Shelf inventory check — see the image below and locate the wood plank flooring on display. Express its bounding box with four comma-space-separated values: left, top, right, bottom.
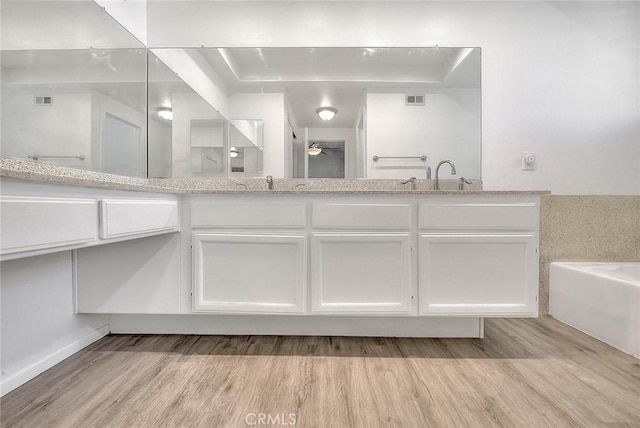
2, 318, 639, 427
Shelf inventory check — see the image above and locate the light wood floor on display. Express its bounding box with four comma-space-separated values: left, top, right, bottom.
2, 318, 639, 428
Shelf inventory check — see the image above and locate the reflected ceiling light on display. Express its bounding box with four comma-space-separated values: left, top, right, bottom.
156, 107, 173, 121
308, 143, 322, 156
230, 147, 239, 158
316, 106, 337, 121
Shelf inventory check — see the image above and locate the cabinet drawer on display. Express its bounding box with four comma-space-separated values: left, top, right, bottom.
1, 196, 98, 254
313, 203, 412, 229
419, 203, 537, 230
100, 199, 179, 239
191, 202, 306, 228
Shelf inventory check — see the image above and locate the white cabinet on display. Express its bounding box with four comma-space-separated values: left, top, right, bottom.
0, 183, 180, 261
191, 201, 306, 228
312, 203, 412, 229
419, 234, 538, 316
192, 233, 307, 314
100, 199, 179, 239
311, 233, 411, 314
418, 198, 539, 317
0, 196, 98, 258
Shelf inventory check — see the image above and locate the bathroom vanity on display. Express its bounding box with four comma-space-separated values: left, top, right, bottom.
188, 193, 539, 318
0, 162, 544, 339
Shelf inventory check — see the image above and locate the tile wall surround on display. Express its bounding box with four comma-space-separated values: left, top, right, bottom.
539, 195, 640, 315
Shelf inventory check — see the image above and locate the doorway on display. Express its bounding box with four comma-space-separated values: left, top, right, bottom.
308, 140, 345, 178
102, 113, 143, 176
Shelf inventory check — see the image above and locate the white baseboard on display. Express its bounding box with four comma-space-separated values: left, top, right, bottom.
108, 315, 483, 338
1, 324, 110, 397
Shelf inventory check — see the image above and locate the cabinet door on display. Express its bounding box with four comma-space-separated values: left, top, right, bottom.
193, 233, 306, 314
419, 234, 538, 317
312, 233, 411, 314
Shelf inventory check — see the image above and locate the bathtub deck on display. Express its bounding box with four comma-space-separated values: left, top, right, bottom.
2, 317, 640, 427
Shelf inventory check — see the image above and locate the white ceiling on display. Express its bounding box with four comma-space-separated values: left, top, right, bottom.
200, 47, 480, 128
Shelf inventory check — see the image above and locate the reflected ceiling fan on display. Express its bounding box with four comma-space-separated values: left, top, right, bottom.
308, 142, 343, 156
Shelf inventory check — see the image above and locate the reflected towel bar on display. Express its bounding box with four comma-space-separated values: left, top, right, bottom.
372, 155, 427, 162
28, 155, 85, 161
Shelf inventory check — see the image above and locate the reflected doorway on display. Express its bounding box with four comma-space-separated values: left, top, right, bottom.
102, 113, 143, 176
308, 140, 345, 178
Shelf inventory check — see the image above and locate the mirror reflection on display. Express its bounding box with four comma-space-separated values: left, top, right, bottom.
1, 48, 148, 176
229, 120, 264, 178
0, 0, 148, 177
149, 47, 481, 180
2, 31, 481, 181
147, 50, 229, 178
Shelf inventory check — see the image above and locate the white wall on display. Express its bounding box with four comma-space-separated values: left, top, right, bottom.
229, 93, 286, 178
366, 90, 481, 179
0, 1, 143, 50
146, 1, 640, 194
95, 0, 148, 46
0, 252, 109, 396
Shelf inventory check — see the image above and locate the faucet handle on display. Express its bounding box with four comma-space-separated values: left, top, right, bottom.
401, 177, 417, 191
458, 177, 473, 190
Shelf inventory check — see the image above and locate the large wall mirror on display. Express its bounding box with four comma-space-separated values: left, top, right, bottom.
0, 1, 148, 177
1, 1, 481, 181
148, 46, 481, 180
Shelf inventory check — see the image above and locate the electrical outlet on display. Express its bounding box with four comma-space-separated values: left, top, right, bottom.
522, 151, 536, 171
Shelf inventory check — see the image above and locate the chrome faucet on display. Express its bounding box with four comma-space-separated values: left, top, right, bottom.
266, 175, 274, 190
402, 177, 417, 191
434, 160, 456, 190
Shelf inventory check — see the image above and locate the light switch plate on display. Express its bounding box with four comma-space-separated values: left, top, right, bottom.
522, 152, 535, 171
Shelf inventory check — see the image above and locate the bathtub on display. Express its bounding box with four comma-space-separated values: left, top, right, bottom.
550, 262, 640, 358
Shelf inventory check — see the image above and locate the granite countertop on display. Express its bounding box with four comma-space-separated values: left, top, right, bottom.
0, 158, 551, 195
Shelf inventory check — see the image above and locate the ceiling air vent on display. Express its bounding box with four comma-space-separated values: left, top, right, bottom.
406, 95, 425, 106
34, 96, 53, 106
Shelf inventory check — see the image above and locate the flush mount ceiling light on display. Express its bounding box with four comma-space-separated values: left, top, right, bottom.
230, 147, 239, 158
308, 143, 322, 156
316, 106, 337, 121
156, 107, 173, 121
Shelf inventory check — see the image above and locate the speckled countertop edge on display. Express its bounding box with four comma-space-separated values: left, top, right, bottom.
1, 158, 551, 195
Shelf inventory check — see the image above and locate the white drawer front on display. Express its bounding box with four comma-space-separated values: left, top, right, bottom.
313, 203, 412, 229
191, 202, 306, 228
1, 196, 98, 254
100, 199, 179, 239
419, 203, 537, 230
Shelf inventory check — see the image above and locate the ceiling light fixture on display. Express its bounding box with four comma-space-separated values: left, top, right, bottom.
230, 147, 239, 158
156, 107, 173, 121
316, 106, 337, 121
308, 143, 322, 156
